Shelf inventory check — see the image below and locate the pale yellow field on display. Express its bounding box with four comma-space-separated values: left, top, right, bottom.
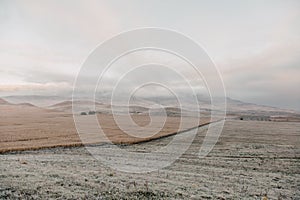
0, 104, 211, 153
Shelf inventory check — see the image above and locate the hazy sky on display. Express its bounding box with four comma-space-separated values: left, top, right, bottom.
0, 0, 299, 110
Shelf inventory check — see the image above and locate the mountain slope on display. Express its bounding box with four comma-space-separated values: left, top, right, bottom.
0, 98, 10, 105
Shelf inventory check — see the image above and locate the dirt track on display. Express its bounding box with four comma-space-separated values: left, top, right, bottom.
1, 120, 299, 199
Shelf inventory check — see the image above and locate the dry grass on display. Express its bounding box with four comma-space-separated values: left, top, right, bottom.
0, 104, 212, 153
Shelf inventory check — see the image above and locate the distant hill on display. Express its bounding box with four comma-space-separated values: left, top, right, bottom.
0, 98, 10, 105
3, 95, 68, 107
2, 95, 298, 119
49, 100, 107, 113
0, 97, 36, 107
225, 97, 295, 113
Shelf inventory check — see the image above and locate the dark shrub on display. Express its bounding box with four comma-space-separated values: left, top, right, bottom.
88, 111, 96, 115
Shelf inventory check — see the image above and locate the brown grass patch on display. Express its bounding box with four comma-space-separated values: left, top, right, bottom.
0, 104, 213, 153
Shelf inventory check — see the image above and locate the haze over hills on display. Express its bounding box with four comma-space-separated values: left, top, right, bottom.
0, 97, 35, 107
2, 95, 69, 107
1, 94, 299, 154
2, 95, 299, 119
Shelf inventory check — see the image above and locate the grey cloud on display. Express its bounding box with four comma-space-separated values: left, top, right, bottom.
0, 0, 299, 110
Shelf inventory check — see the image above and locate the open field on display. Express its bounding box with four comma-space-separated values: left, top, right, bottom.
1, 1, 300, 199
0, 104, 211, 153
0, 120, 299, 199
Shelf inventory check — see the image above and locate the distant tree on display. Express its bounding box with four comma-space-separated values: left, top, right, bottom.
88, 111, 96, 115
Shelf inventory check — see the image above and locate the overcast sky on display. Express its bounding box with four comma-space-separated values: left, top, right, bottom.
0, 0, 299, 110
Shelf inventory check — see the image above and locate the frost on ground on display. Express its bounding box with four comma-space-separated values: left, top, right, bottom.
0, 120, 299, 199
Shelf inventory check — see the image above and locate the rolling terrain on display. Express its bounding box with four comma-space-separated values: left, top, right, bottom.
0, 96, 299, 199
0, 98, 211, 153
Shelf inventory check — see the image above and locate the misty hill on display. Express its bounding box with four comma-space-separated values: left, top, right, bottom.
2, 95, 68, 107
49, 100, 109, 113
0, 98, 35, 107
2, 95, 298, 118
225, 97, 295, 113
49, 100, 196, 117
124, 95, 296, 114
0, 98, 10, 105
49, 100, 151, 114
